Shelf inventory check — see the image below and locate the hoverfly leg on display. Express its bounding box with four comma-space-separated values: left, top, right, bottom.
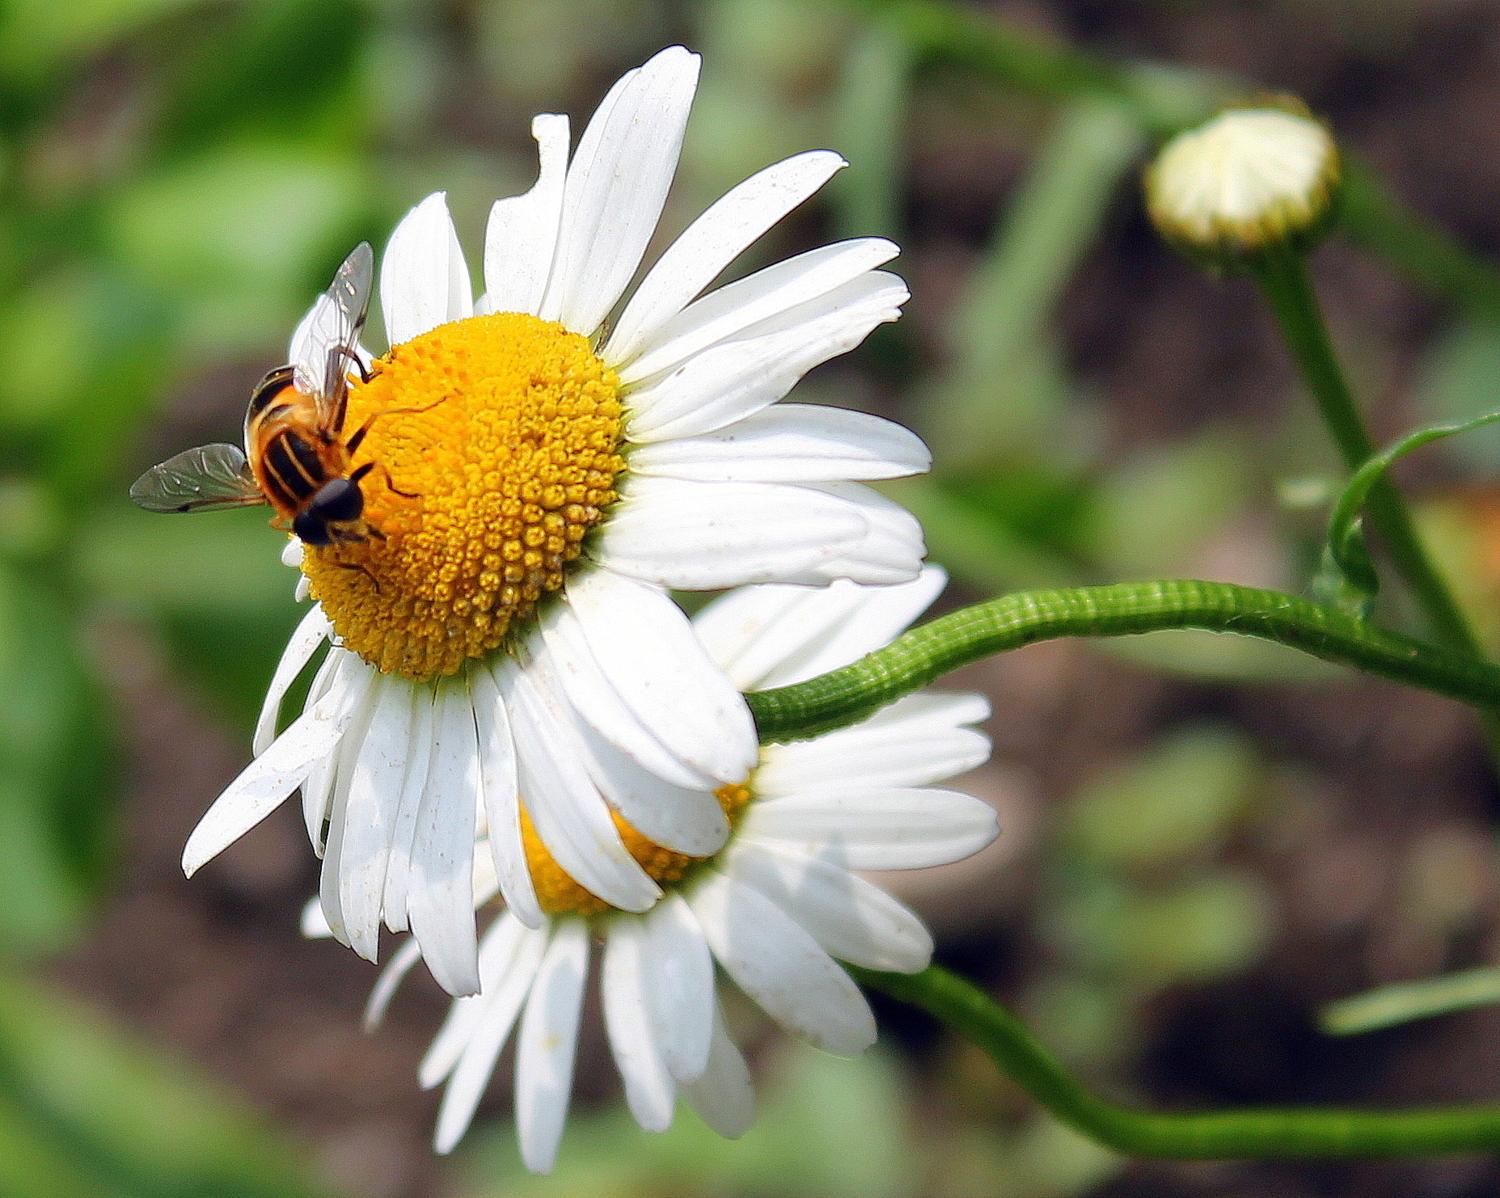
350, 459, 419, 501
344, 396, 448, 456
338, 344, 373, 385
337, 559, 381, 592
382, 467, 420, 500
330, 343, 372, 385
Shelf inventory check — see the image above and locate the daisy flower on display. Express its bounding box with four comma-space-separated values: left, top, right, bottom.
312, 566, 998, 1171
177, 46, 928, 995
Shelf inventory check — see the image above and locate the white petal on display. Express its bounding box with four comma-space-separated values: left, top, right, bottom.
576, 726, 728, 857
602, 917, 676, 1131
471, 856, 497, 904
483, 113, 570, 317
628, 404, 929, 484
688, 869, 874, 1055
432, 922, 549, 1153
514, 920, 589, 1173
509, 658, 661, 912
297, 647, 356, 852
422, 915, 528, 1087
619, 238, 899, 386
791, 481, 925, 586
740, 787, 999, 871
471, 840, 500, 906
364, 936, 423, 1030
379, 686, 438, 932
760, 570, 948, 687
624, 272, 908, 443
724, 842, 933, 973
539, 594, 716, 792
317, 671, 387, 953
598, 478, 868, 590
300, 753, 336, 858
407, 679, 481, 996
538, 47, 700, 335
280, 538, 304, 569
604, 150, 846, 365
254, 605, 330, 755
861, 688, 991, 731
182, 654, 363, 876
300, 896, 331, 939
639, 894, 714, 1082
380, 192, 473, 347
311, 670, 386, 938
689, 582, 844, 690
691, 567, 947, 692
682, 997, 755, 1138
313, 665, 387, 953
472, 662, 543, 929
332, 674, 419, 960
757, 692, 990, 792
559, 569, 755, 787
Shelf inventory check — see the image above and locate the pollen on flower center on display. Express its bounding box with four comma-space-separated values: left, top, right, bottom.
301, 312, 625, 679
521, 781, 754, 917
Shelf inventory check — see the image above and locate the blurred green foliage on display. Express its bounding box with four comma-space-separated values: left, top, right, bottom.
0, 0, 392, 1189
0, 964, 334, 1198
1037, 728, 1275, 1043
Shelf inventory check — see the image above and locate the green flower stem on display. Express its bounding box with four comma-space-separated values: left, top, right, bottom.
860, 0, 1132, 112
745, 579, 1500, 742
856, 964, 1500, 1156
1252, 250, 1488, 665
1338, 156, 1500, 323
1321, 966, 1500, 1037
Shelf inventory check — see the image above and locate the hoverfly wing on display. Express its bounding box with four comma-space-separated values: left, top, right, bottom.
291, 242, 374, 429
130, 443, 265, 513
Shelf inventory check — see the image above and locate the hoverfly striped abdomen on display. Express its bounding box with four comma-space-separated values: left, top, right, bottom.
259, 424, 337, 513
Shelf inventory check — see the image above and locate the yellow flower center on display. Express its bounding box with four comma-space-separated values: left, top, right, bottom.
300, 312, 625, 679
520, 781, 754, 917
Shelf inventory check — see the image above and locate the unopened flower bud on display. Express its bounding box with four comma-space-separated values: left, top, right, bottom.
1144, 101, 1340, 267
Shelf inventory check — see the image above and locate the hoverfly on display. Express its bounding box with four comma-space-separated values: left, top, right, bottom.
131, 243, 400, 548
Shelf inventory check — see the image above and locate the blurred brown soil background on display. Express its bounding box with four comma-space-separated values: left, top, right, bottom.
52, 2, 1500, 1196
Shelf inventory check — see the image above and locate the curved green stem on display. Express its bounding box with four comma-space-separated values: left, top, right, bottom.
857, 964, 1500, 1156
746, 579, 1500, 742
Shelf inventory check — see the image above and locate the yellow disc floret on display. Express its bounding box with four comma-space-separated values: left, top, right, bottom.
521, 781, 755, 917
301, 312, 625, 678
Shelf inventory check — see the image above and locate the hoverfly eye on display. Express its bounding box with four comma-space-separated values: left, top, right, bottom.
308, 478, 365, 523
293, 511, 333, 545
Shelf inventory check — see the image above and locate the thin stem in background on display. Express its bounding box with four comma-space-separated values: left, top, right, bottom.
922, 95, 1142, 474
1322, 966, 1500, 1036
849, 0, 1500, 320
831, 20, 911, 244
